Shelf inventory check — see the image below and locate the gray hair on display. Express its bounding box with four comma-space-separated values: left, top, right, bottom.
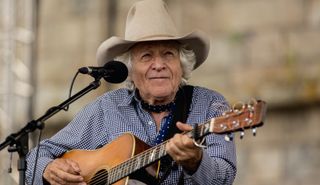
115, 44, 196, 90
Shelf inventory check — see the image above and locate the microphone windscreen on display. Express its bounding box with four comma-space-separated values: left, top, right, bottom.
103, 61, 128, 83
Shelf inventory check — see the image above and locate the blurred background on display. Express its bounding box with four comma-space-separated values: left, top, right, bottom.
1, 0, 319, 184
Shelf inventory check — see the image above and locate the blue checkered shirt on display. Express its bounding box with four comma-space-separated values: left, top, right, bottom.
26, 86, 237, 184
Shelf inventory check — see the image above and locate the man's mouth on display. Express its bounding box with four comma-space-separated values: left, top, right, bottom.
149, 77, 169, 79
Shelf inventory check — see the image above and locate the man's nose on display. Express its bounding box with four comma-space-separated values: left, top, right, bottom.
151, 56, 166, 71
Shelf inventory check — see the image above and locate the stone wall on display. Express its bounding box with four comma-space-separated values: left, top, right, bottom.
1, 0, 319, 184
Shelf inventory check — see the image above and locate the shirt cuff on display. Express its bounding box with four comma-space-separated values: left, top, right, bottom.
27, 157, 53, 185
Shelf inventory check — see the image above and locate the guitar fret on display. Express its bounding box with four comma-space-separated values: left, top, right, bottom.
156, 146, 161, 159
136, 154, 141, 170
109, 160, 128, 183
142, 152, 147, 167
135, 155, 141, 171
160, 143, 166, 156
149, 148, 156, 163
155, 147, 160, 160
163, 143, 167, 156
144, 150, 149, 165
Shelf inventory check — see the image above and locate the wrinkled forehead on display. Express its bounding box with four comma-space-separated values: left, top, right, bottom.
130, 40, 180, 53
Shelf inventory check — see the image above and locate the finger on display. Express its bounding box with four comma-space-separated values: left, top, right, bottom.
51, 175, 86, 185
175, 123, 203, 149
44, 159, 84, 184
48, 173, 67, 185
167, 136, 203, 170
176, 122, 193, 132
54, 159, 81, 175
169, 135, 202, 158
48, 166, 84, 183
53, 169, 84, 183
172, 134, 194, 149
166, 135, 188, 157
65, 159, 81, 174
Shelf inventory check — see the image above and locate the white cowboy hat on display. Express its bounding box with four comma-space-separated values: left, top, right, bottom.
96, 0, 210, 70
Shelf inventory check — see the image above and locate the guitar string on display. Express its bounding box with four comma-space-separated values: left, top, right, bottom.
111, 143, 166, 183
88, 146, 162, 185
92, 140, 166, 184
88, 124, 208, 184
87, 126, 202, 185
88, 141, 168, 185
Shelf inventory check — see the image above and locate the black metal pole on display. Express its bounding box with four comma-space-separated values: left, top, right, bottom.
0, 79, 101, 185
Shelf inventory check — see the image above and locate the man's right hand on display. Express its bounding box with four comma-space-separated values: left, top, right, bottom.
43, 158, 86, 185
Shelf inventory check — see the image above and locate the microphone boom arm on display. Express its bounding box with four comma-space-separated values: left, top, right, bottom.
0, 78, 102, 185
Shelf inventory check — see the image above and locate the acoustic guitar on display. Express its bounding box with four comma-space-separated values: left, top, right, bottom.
62, 99, 267, 185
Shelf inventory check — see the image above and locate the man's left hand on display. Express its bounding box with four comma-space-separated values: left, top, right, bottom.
166, 122, 203, 173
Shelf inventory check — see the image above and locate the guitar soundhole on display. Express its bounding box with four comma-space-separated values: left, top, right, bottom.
89, 169, 108, 185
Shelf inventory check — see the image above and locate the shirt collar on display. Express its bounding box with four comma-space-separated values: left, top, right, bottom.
117, 89, 140, 107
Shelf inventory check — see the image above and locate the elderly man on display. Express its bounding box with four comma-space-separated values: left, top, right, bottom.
26, 0, 237, 184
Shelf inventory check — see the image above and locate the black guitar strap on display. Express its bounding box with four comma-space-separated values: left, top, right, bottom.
158, 85, 194, 185
166, 85, 194, 139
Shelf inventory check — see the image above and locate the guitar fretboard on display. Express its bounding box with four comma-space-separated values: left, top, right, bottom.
108, 140, 167, 183
107, 120, 212, 184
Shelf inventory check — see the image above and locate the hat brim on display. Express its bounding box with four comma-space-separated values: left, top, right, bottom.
96, 30, 210, 70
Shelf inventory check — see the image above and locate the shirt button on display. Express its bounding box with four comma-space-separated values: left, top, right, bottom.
148, 121, 153, 125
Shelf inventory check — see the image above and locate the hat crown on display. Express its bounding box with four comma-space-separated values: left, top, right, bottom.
125, 0, 179, 41
96, 0, 210, 70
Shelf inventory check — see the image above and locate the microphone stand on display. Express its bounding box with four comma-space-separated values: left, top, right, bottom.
0, 78, 102, 185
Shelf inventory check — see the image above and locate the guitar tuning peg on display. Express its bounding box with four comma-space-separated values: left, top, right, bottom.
232, 102, 245, 114
240, 131, 245, 139
252, 127, 257, 136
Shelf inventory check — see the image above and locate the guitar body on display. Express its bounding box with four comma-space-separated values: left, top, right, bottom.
61, 133, 154, 185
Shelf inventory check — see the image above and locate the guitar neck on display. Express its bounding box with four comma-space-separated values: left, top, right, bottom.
107, 121, 212, 184
107, 140, 167, 183
107, 99, 267, 183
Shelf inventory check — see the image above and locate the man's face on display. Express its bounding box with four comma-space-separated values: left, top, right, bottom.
130, 41, 183, 104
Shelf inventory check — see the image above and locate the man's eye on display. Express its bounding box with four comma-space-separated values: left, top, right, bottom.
165, 51, 177, 58
142, 54, 151, 58
141, 53, 152, 61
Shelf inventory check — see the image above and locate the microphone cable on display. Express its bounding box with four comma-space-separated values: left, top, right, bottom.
30, 70, 80, 185
64, 70, 80, 111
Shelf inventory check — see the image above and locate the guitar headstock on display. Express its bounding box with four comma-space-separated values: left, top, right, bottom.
210, 99, 267, 138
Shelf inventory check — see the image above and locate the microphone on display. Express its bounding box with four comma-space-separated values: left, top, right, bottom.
78, 60, 128, 83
